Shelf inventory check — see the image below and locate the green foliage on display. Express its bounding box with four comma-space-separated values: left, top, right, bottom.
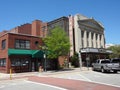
43, 26, 70, 59
108, 45, 120, 58
70, 52, 79, 67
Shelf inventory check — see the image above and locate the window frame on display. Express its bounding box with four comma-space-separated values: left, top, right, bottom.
15, 39, 30, 49
0, 58, 6, 67
2, 39, 6, 50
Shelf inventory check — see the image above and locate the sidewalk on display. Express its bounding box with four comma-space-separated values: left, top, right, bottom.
0, 67, 92, 80
0, 68, 120, 90
38, 67, 92, 76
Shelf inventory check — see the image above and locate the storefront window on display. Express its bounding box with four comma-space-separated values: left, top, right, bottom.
0, 59, 6, 66
11, 58, 29, 66
11, 59, 20, 66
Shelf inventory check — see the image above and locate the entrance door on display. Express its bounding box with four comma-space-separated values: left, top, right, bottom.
31, 59, 42, 72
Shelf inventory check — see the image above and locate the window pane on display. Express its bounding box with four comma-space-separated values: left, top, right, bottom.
0, 59, 6, 67
15, 39, 30, 49
20, 40, 25, 48
15, 40, 20, 48
2, 40, 6, 49
26, 41, 30, 49
3, 59, 6, 66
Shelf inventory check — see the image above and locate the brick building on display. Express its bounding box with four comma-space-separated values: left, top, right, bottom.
0, 20, 47, 73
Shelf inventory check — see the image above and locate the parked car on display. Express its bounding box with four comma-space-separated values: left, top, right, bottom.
92, 59, 120, 73
111, 58, 120, 63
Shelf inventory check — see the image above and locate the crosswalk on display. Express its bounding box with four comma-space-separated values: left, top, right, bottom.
49, 70, 120, 87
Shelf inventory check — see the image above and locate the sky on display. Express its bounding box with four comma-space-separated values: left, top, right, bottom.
0, 0, 120, 44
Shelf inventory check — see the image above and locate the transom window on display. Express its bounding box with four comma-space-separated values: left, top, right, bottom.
15, 39, 30, 49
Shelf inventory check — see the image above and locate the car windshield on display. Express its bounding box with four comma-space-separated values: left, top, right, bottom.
101, 60, 110, 63
111, 59, 120, 63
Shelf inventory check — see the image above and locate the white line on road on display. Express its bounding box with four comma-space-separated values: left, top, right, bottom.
78, 74, 92, 82
26, 81, 68, 90
90, 81, 120, 88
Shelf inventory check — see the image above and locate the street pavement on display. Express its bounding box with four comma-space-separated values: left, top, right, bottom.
0, 79, 65, 90
47, 70, 120, 87
0, 67, 120, 90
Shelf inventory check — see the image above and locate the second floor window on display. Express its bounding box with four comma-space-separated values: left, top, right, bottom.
15, 39, 30, 49
2, 39, 6, 49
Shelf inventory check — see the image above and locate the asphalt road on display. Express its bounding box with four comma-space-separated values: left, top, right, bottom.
49, 70, 120, 87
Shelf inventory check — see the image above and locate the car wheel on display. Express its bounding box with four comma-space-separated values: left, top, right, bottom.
101, 68, 105, 73
92, 67, 95, 71
113, 70, 117, 73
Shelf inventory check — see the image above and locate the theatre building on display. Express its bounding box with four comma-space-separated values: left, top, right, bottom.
69, 14, 111, 66
47, 14, 111, 67
0, 20, 46, 73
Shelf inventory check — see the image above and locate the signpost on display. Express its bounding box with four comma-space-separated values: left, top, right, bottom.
86, 57, 90, 70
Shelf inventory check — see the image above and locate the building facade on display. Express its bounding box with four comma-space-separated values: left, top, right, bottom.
0, 20, 47, 73
0, 33, 44, 73
73, 14, 105, 52
0, 14, 110, 73
47, 17, 69, 35
70, 14, 110, 66
48, 14, 110, 67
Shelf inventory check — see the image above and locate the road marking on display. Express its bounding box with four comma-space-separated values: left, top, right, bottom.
26, 81, 68, 90
78, 74, 92, 82
0, 85, 5, 88
90, 81, 120, 88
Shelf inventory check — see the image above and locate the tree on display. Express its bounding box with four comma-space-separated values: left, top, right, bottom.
70, 52, 79, 67
108, 45, 120, 58
43, 26, 70, 59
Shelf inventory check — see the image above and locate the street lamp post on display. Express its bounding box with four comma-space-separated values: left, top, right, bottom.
86, 48, 90, 70
44, 53, 46, 72
41, 45, 48, 72
79, 48, 82, 70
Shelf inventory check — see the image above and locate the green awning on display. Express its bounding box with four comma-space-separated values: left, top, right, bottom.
32, 50, 44, 58
8, 49, 44, 58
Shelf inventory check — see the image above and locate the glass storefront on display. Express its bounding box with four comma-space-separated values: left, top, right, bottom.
11, 58, 30, 72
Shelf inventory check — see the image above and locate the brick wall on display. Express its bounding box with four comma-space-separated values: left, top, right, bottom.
32, 20, 41, 36
0, 34, 8, 73
8, 33, 43, 50
18, 23, 32, 35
